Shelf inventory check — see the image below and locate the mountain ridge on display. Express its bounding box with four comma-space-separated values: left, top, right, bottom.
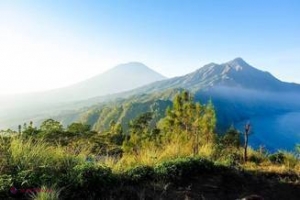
121, 58, 300, 96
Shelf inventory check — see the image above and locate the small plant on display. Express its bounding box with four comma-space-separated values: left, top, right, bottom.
29, 186, 61, 200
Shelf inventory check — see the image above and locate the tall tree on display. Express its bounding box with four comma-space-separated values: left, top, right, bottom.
123, 112, 153, 153
18, 125, 22, 134
159, 91, 217, 155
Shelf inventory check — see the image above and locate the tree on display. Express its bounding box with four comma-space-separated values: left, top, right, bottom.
18, 125, 22, 134
244, 122, 251, 162
67, 122, 91, 136
159, 91, 217, 155
129, 112, 153, 135
222, 125, 240, 149
108, 120, 124, 146
123, 112, 154, 153
22, 121, 40, 137
40, 119, 64, 138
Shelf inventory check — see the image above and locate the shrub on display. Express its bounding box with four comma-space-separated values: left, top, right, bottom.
71, 163, 114, 190
248, 150, 265, 164
269, 152, 285, 164
124, 166, 154, 183
13, 167, 65, 189
154, 157, 214, 182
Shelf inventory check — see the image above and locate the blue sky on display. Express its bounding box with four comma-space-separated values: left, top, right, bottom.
0, 0, 299, 94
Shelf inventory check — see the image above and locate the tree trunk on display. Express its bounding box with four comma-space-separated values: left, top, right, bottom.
244, 133, 248, 162
244, 123, 251, 162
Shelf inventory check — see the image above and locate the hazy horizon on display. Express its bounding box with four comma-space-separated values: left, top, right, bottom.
0, 0, 299, 94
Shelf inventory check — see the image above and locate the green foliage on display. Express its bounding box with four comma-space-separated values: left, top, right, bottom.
71, 163, 114, 190
268, 151, 298, 168
0, 174, 12, 195
269, 152, 285, 164
129, 112, 153, 135
123, 112, 156, 154
40, 119, 64, 139
67, 123, 91, 135
215, 126, 243, 166
154, 157, 214, 182
248, 151, 265, 164
80, 90, 173, 133
159, 91, 217, 155
22, 126, 40, 137
108, 121, 125, 146
221, 126, 241, 148
0, 129, 18, 136
124, 166, 154, 183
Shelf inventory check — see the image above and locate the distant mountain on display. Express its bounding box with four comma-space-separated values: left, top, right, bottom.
0, 62, 165, 129
47, 62, 166, 102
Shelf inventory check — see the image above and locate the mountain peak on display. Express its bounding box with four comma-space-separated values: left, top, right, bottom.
223, 57, 252, 71
229, 57, 247, 64
116, 62, 146, 67
113, 62, 150, 70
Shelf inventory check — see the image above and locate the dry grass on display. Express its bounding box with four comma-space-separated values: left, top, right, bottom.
99, 139, 216, 172
9, 137, 85, 170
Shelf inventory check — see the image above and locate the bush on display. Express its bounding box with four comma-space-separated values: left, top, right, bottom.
71, 163, 114, 190
154, 157, 214, 182
248, 150, 265, 164
12, 167, 65, 189
269, 152, 285, 164
124, 166, 154, 183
